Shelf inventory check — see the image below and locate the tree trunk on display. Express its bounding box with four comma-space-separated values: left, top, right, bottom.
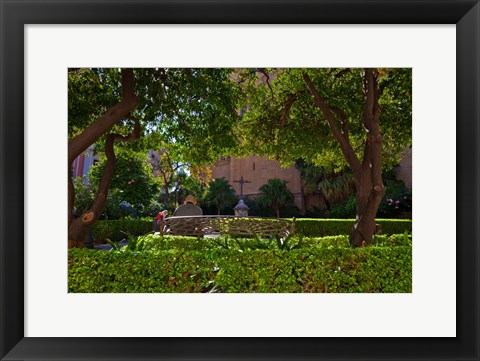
68, 174, 75, 227
163, 183, 170, 204
68, 69, 139, 248
349, 69, 385, 247
303, 68, 385, 248
350, 171, 385, 247
68, 134, 117, 247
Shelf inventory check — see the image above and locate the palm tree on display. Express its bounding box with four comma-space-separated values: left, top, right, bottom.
319, 172, 355, 205
295, 159, 355, 211
204, 178, 237, 215
295, 159, 326, 213
258, 178, 294, 218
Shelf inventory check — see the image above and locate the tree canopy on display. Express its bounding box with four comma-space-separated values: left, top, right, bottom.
235, 68, 411, 246
68, 68, 240, 165
258, 178, 294, 218
236, 68, 411, 172
68, 68, 241, 246
204, 177, 237, 215
89, 152, 160, 207
67, 67, 412, 248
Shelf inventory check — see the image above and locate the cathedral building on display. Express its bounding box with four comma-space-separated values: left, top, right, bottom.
211, 149, 412, 214
211, 155, 326, 214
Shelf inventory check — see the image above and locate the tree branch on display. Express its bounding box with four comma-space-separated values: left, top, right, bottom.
112, 117, 141, 143
334, 68, 351, 80
302, 72, 361, 176
84, 119, 142, 222
280, 93, 299, 126
257, 68, 274, 97
68, 68, 139, 164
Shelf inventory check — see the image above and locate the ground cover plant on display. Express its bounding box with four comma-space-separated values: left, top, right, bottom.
69, 233, 412, 293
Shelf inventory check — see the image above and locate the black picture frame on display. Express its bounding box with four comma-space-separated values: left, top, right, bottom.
1, 1, 479, 360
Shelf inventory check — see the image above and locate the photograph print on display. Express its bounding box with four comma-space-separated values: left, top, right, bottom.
68, 67, 412, 293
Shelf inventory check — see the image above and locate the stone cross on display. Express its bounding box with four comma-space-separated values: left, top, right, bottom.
233, 176, 251, 199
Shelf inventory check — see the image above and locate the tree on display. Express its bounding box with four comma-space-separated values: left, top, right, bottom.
175, 165, 212, 208
178, 174, 208, 207
72, 176, 126, 220
68, 68, 239, 247
204, 178, 237, 215
295, 159, 356, 214
89, 153, 160, 211
151, 150, 214, 208
319, 171, 356, 206
150, 147, 186, 207
237, 68, 411, 246
258, 178, 294, 218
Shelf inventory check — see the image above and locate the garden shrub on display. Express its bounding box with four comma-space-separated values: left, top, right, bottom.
326, 195, 357, 218
91, 217, 412, 242
90, 155, 160, 210
243, 194, 299, 218
92, 218, 153, 243
72, 177, 135, 220
323, 173, 412, 220
139, 233, 411, 252
378, 179, 412, 218
68, 249, 216, 293
68, 235, 412, 293
294, 218, 412, 237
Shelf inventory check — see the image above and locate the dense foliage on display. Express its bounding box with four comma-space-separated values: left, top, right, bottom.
68, 68, 241, 245
68, 234, 412, 293
92, 218, 154, 242
236, 68, 412, 171
203, 177, 237, 215
326, 195, 357, 218
235, 68, 412, 246
257, 178, 295, 218
325, 176, 412, 219
294, 218, 412, 237
378, 178, 412, 218
90, 153, 160, 208
69, 68, 241, 164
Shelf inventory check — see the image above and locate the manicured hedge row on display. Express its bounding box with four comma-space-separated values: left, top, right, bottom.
92, 217, 412, 242
140, 233, 411, 252
68, 245, 412, 293
92, 218, 153, 242
294, 218, 412, 237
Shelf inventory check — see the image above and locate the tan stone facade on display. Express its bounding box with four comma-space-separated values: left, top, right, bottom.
211, 155, 304, 210
212, 151, 413, 213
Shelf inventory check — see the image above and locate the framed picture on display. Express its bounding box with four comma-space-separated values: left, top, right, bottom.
1, 0, 478, 360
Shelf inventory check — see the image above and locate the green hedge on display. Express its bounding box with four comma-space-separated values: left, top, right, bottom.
92, 218, 153, 242
136, 233, 411, 252
68, 240, 411, 293
91, 218, 412, 242
294, 218, 412, 237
